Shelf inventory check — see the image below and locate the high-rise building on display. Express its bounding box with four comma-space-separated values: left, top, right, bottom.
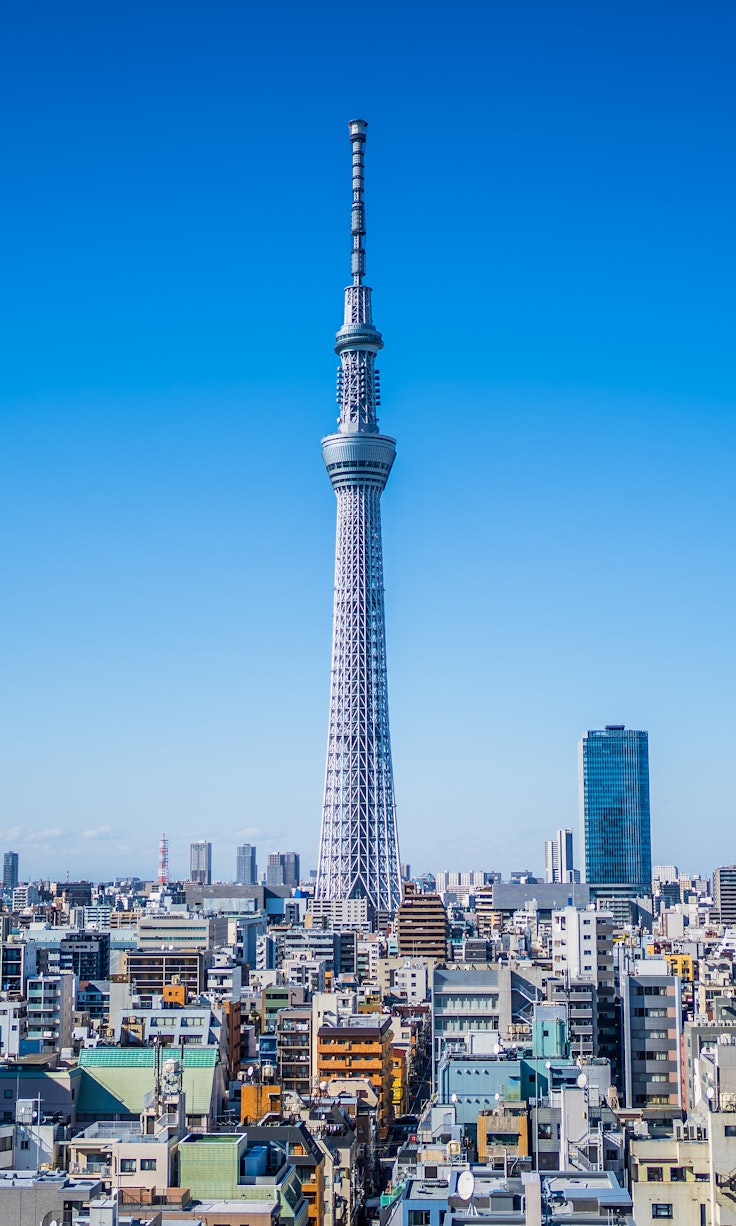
3, 852, 18, 892
266, 853, 284, 887
236, 844, 257, 886
579, 726, 652, 891
282, 852, 300, 888
544, 828, 575, 884
265, 851, 300, 889
714, 865, 736, 926
315, 119, 401, 919
189, 841, 212, 885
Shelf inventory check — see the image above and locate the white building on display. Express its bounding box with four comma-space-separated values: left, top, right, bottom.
544, 828, 575, 884
551, 906, 614, 988
25, 973, 76, 1052
0, 1002, 27, 1058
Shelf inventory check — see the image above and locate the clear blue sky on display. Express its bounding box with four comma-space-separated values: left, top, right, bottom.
1, 1, 734, 883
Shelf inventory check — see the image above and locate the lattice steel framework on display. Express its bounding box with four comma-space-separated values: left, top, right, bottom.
315, 119, 402, 917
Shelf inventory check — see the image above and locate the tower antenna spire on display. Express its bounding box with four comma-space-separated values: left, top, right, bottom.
334, 120, 383, 435
348, 119, 367, 285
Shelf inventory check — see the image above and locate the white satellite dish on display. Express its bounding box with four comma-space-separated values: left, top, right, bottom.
457, 1170, 475, 1201
493, 1043, 502, 1055
577, 1073, 588, 1088
450, 1092, 458, 1103
247, 1065, 254, 1078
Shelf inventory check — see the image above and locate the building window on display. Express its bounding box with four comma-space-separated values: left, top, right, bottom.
670, 1168, 685, 1182
408, 1214, 431, 1226
652, 1206, 673, 1219
140, 1159, 157, 1171
119, 1159, 136, 1173
725, 1126, 736, 1138
648, 1168, 664, 1182
3, 1090, 11, 1099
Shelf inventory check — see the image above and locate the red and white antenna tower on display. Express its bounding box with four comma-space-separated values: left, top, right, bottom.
158, 833, 169, 885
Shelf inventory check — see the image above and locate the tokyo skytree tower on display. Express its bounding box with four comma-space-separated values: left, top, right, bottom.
315, 119, 402, 917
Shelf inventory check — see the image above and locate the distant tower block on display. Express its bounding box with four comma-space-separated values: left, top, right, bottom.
315, 120, 402, 918
158, 833, 169, 885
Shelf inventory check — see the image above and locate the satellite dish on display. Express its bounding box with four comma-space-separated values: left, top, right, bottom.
457, 1170, 475, 1201
493, 1043, 502, 1055
577, 1073, 588, 1088
320, 1081, 328, 1092
450, 1092, 458, 1103
707, 1086, 715, 1100
247, 1065, 254, 1078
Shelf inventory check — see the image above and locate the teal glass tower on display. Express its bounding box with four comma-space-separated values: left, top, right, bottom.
579, 725, 652, 890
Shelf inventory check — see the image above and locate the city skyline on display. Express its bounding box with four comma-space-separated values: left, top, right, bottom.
2, 3, 735, 879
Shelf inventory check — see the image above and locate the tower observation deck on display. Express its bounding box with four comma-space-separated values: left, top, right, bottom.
315, 120, 402, 918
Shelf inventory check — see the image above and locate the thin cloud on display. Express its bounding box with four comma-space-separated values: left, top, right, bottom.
24, 827, 64, 845
81, 825, 113, 841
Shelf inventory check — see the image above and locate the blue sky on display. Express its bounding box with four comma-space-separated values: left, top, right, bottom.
1, 1, 734, 883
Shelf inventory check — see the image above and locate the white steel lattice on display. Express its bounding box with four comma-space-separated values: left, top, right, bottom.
315, 119, 402, 917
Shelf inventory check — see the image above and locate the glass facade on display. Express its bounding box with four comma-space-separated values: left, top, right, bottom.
579, 725, 652, 890
236, 843, 257, 886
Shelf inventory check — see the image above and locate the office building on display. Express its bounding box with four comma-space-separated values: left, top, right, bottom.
544, 828, 575, 883
579, 725, 652, 890
3, 851, 18, 892
267, 851, 301, 888
236, 843, 257, 886
315, 120, 402, 918
714, 865, 736, 926
189, 840, 212, 885
266, 853, 284, 887
282, 851, 300, 887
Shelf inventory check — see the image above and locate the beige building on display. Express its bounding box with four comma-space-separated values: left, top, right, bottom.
396, 885, 448, 960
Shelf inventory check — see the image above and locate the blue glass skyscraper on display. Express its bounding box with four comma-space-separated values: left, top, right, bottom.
579, 725, 652, 890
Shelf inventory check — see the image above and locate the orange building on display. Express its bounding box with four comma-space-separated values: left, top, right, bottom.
240, 1080, 283, 1123
317, 1015, 394, 1138
477, 1103, 529, 1163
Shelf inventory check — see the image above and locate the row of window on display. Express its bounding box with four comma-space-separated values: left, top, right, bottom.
119, 1158, 157, 1172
